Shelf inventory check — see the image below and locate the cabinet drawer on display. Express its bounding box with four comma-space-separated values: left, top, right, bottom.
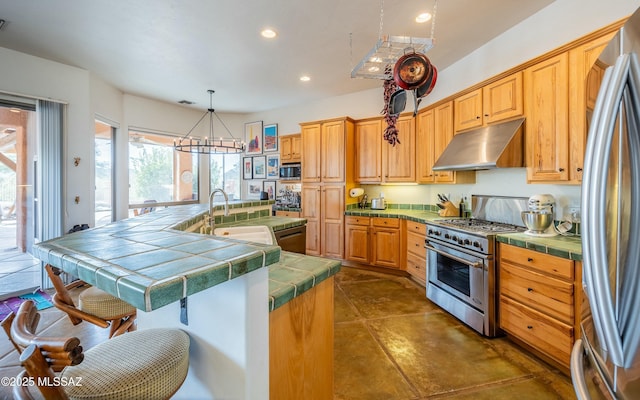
345, 216, 370, 226
372, 217, 400, 228
406, 253, 427, 282
406, 221, 427, 235
406, 231, 427, 258
500, 263, 574, 324
500, 244, 574, 280
500, 296, 573, 366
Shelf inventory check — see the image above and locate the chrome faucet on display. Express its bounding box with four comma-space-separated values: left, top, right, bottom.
209, 188, 229, 233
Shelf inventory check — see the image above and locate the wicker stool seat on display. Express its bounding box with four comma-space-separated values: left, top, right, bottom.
78, 286, 136, 319
3, 300, 191, 400
61, 328, 190, 399
46, 264, 137, 338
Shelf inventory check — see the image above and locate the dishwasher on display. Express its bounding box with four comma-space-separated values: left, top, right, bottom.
274, 225, 306, 254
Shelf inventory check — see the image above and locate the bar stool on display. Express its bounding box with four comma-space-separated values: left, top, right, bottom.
3, 300, 190, 400
45, 264, 137, 338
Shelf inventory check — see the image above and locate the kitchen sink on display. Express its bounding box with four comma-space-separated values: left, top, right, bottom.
213, 225, 274, 245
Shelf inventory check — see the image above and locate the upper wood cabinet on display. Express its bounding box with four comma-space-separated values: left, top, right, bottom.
354, 118, 383, 183
416, 108, 435, 183
301, 117, 354, 183
454, 72, 524, 132
524, 53, 570, 182
454, 89, 483, 132
568, 32, 616, 182
483, 72, 524, 124
354, 115, 415, 183
280, 133, 301, 163
384, 114, 415, 182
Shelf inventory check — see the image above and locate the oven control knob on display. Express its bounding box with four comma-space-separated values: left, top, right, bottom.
444, 233, 450, 239
473, 241, 480, 248
428, 229, 433, 235
434, 230, 441, 236
464, 239, 471, 245
451, 235, 458, 242
458, 239, 464, 245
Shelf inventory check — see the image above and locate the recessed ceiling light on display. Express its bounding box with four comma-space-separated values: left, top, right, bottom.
416, 12, 432, 23
261, 29, 277, 39
300, 76, 311, 82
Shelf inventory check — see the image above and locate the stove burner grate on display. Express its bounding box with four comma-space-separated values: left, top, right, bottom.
435, 218, 524, 234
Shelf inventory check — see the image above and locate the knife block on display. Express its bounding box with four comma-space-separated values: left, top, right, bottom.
438, 201, 461, 217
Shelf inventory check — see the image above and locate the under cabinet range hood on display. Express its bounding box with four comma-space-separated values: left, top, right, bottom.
432, 117, 525, 171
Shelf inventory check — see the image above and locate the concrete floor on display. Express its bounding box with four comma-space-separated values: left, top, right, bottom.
0, 266, 576, 399
333, 267, 576, 400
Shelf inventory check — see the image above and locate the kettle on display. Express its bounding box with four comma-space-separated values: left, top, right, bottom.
371, 197, 386, 210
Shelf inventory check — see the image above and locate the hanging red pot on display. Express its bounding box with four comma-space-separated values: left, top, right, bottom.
393, 52, 431, 90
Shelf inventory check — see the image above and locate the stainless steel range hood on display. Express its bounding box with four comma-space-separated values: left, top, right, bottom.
432, 117, 525, 171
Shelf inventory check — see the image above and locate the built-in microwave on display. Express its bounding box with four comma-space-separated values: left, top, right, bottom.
279, 163, 301, 180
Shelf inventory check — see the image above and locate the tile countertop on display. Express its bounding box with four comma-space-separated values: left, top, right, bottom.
33, 202, 287, 312
345, 206, 583, 261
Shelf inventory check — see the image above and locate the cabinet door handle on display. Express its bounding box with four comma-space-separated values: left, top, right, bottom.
527, 325, 533, 330
559, 168, 565, 172
527, 257, 533, 262
476, 116, 481, 119
527, 287, 533, 292
577, 167, 583, 172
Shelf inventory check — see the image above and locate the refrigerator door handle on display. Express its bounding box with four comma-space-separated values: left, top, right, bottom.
571, 339, 590, 400
582, 53, 630, 367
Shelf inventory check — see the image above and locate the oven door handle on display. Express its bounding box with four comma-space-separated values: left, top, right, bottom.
425, 244, 484, 269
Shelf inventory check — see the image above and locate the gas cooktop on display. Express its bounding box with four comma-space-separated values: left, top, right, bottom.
434, 218, 525, 234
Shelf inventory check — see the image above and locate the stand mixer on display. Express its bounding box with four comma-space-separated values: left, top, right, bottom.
522, 194, 557, 237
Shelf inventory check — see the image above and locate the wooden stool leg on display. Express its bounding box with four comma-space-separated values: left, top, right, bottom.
20, 344, 69, 400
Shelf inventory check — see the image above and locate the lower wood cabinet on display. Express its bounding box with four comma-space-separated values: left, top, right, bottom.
345, 216, 400, 269
274, 210, 302, 218
498, 243, 578, 369
404, 221, 427, 285
270, 277, 334, 400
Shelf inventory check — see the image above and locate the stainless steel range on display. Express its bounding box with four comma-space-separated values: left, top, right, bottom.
426, 195, 527, 337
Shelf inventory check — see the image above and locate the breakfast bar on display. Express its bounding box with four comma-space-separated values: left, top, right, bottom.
31, 201, 341, 400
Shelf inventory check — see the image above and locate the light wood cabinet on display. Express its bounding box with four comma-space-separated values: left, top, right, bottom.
280, 133, 301, 163
270, 277, 334, 400
454, 72, 523, 132
568, 32, 616, 182
354, 118, 383, 183
416, 108, 435, 183
404, 221, 427, 285
524, 53, 570, 182
421, 101, 476, 184
370, 218, 401, 268
275, 210, 301, 218
300, 117, 354, 258
498, 243, 578, 369
454, 89, 483, 132
354, 115, 415, 183
301, 185, 321, 255
344, 216, 400, 269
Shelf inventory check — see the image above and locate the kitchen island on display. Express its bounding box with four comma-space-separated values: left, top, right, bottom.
32, 200, 340, 400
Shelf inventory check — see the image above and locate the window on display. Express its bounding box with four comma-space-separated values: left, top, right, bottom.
95, 121, 115, 227
128, 130, 198, 212
210, 153, 241, 201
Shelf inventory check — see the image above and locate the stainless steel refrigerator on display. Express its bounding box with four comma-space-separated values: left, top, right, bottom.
572, 7, 640, 399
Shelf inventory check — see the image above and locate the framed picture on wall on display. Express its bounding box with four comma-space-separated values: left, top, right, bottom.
263, 181, 276, 200
247, 180, 262, 199
263, 124, 278, 152
242, 157, 253, 179
266, 154, 279, 179
245, 121, 263, 154
252, 156, 266, 179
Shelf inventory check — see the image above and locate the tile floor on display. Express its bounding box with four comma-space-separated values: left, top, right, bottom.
0, 265, 576, 399
0, 220, 41, 299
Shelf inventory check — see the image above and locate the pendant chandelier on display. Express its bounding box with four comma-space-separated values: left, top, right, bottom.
174, 89, 245, 154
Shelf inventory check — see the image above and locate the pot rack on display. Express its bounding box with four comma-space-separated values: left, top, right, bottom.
351, 0, 438, 81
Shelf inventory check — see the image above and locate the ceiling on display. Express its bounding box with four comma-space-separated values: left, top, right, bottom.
0, 0, 555, 114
